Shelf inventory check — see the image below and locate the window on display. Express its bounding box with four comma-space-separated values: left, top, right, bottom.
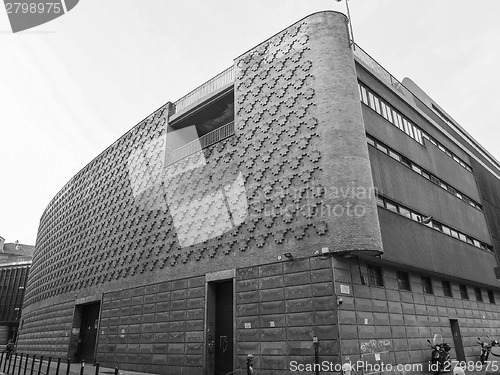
376, 143, 388, 154
460, 284, 469, 300
411, 165, 422, 174
373, 96, 381, 113
368, 92, 377, 111
400, 157, 412, 169
367, 137, 375, 147
432, 222, 442, 231
376, 196, 384, 207
386, 202, 398, 213
414, 128, 423, 144
430, 175, 440, 185
442, 281, 453, 297
360, 85, 368, 104
411, 212, 421, 222
386, 106, 394, 123
395, 113, 404, 130
397, 271, 411, 291
488, 290, 496, 304
475, 287, 483, 302
388, 150, 400, 161
367, 265, 384, 287
380, 102, 388, 119
422, 276, 433, 294
399, 207, 411, 219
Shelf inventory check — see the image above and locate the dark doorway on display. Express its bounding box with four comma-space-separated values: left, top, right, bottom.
76, 302, 100, 363
206, 280, 234, 375
450, 319, 466, 362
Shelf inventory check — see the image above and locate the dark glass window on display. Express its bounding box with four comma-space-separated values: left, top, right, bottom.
460, 284, 469, 300
397, 271, 411, 291
442, 281, 453, 297
488, 290, 496, 304
368, 265, 384, 287
475, 287, 483, 302
422, 276, 433, 294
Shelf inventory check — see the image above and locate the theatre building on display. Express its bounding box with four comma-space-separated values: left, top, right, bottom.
17, 11, 500, 375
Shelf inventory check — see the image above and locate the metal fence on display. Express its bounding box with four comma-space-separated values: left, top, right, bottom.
166, 121, 235, 165
0, 351, 118, 375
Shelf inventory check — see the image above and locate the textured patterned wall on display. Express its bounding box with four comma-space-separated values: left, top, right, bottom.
19, 11, 381, 362
25, 105, 169, 307
23, 17, 330, 311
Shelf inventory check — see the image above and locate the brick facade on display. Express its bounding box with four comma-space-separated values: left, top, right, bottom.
16, 10, 500, 375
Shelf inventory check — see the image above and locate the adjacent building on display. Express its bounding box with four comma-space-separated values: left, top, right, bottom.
0, 236, 33, 344
16, 11, 500, 375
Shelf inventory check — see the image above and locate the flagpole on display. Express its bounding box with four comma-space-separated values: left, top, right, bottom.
336, 0, 356, 50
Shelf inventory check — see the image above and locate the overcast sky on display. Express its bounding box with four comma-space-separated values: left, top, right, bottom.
1, 0, 499, 245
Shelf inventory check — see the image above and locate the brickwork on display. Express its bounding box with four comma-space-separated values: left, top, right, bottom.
24, 12, 377, 316
16, 9, 500, 375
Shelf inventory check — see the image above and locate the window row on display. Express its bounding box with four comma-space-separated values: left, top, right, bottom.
376, 194, 493, 253
358, 82, 473, 173
367, 134, 482, 211
367, 264, 496, 303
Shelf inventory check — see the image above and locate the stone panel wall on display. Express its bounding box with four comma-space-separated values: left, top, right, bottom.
97, 275, 205, 374
235, 257, 339, 374
335, 257, 500, 374
16, 301, 73, 357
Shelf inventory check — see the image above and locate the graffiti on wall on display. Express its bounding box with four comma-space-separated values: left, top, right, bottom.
360, 339, 391, 353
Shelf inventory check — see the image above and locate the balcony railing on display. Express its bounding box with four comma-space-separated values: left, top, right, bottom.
353, 43, 401, 90
166, 121, 235, 165
173, 66, 235, 114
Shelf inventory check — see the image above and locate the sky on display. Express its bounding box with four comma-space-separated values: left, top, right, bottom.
0, 0, 499, 245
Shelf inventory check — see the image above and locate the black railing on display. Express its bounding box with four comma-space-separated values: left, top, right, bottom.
0, 352, 119, 375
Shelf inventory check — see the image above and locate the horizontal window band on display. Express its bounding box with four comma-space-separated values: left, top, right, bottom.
367, 133, 482, 211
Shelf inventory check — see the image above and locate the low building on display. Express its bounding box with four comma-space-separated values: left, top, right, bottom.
0, 236, 32, 344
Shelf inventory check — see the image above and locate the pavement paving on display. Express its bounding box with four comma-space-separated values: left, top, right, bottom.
0, 351, 495, 375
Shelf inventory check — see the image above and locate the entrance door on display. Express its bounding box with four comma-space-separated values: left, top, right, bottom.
450, 319, 466, 362
206, 280, 234, 375
77, 302, 100, 363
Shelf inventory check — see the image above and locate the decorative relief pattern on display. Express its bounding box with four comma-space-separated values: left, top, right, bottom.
24, 21, 328, 306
